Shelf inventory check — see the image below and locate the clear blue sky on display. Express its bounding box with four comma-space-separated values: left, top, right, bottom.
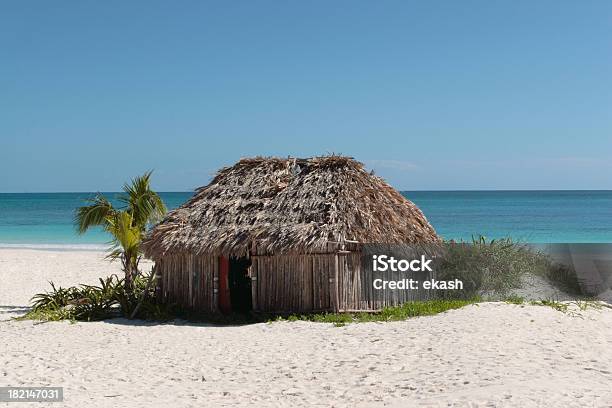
1, 1, 611, 192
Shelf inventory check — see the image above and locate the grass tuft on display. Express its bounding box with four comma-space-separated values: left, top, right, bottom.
572, 300, 602, 312
530, 299, 569, 313
505, 295, 525, 305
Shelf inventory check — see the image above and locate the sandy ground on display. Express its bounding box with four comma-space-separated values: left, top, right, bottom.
1, 249, 612, 408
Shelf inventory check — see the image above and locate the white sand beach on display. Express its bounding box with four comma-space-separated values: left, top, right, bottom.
1, 248, 612, 407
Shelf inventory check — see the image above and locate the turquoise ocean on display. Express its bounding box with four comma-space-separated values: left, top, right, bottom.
0, 191, 611, 249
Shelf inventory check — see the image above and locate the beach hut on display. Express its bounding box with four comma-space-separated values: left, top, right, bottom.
142, 156, 440, 314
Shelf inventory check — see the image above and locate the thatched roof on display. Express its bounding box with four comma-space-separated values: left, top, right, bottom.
143, 156, 440, 259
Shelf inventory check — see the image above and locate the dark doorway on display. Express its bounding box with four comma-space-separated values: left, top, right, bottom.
229, 256, 252, 313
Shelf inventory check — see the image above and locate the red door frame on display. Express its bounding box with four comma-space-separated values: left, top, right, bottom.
218, 256, 231, 314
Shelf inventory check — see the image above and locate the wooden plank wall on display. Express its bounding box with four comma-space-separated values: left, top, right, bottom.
157, 254, 218, 313
250, 254, 333, 313
337, 252, 435, 311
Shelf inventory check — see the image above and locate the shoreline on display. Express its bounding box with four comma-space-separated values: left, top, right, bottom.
0, 243, 107, 252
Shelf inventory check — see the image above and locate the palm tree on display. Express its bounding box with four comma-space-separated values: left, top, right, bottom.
74, 171, 167, 291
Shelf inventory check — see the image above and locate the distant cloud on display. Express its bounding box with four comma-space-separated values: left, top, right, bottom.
446, 156, 612, 169
365, 159, 420, 172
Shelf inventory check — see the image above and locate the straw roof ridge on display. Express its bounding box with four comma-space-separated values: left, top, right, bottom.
143, 155, 439, 258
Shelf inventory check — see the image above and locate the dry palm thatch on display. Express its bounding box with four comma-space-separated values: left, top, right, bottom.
143, 156, 440, 259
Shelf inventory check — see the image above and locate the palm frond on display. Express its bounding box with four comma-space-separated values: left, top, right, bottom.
133, 190, 168, 226
118, 171, 167, 228
74, 194, 116, 234
119, 171, 152, 205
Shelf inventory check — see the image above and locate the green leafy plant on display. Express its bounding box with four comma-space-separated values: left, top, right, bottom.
24, 274, 165, 322
30, 282, 79, 312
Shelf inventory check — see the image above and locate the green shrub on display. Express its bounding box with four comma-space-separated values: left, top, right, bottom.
25, 273, 162, 322
30, 282, 79, 313
437, 236, 551, 299
535, 262, 582, 295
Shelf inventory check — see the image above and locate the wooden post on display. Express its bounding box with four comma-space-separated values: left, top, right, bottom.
250, 260, 258, 311
212, 256, 219, 313
333, 254, 340, 312
188, 255, 193, 308
218, 256, 231, 314
154, 262, 163, 303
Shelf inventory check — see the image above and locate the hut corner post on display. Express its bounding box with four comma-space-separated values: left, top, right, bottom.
218, 256, 231, 314
213, 258, 219, 313
333, 253, 340, 312
250, 260, 258, 311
